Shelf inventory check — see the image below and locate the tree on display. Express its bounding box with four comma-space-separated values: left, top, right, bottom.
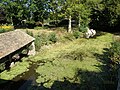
64, 0, 75, 32
47, 0, 66, 24
0, 7, 6, 24
0, 0, 29, 25
60, 0, 91, 32
103, 0, 120, 29
72, 0, 91, 29
33, 0, 49, 23
89, 0, 120, 32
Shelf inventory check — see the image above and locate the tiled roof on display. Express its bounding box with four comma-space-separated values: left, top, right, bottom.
0, 30, 35, 59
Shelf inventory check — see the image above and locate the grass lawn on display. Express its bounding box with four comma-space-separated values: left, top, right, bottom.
30, 33, 113, 89
0, 31, 114, 90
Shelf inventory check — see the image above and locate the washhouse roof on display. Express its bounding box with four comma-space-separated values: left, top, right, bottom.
0, 30, 35, 59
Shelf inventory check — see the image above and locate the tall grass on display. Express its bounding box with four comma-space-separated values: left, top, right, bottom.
31, 33, 113, 89
0, 28, 114, 89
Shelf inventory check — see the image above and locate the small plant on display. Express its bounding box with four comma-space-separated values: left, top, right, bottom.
109, 41, 120, 65
0, 25, 14, 33
0, 63, 5, 71
26, 30, 33, 36
0, 28, 5, 33
2, 25, 14, 30
63, 33, 75, 41
34, 33, 48, 51
48, 32, 57, 43
73, 31, 80, 39
34, 35, 42, 51
106, 40, 120, 87
34, 26, 43, 30
79, 25, 87, 33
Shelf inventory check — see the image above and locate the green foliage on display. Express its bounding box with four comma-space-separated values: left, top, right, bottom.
102, 39, 120, 87
26, 30, 57, 51
63, 33, 75, 41
32, 33, 113, 89
59, 50, 87, 61
0, 25, 14, 33
26, 30, 33, 36
1, 0, 120, 32
0, 63, 5, 71
0, 60, 30, 82
48, 32, 57, 43
0, 28, 5, 33
109, 41, 120, 65
73, 31, 80, 39
39, 33, 49, 45
0, 32, 114, 89
34, 26, 48, 30
34, 32, 57, 51
34, 26, 43, 30
34, 35, 42, 51
79, 25, 87, 33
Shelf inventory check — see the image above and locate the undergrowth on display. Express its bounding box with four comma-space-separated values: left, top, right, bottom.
31, 33, 113, 89
0, 30, 114, 90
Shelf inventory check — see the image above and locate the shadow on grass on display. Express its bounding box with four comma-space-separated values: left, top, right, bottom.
0, 79, 26, 90
25, 69, 116, 90
93, 48, 118, 90
0, 54, 29, 73
30, 47, 117, 90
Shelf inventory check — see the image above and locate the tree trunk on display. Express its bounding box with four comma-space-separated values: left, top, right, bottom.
78, 14, 81, 28
11, 17, 13, 25
68, 15, 72, 33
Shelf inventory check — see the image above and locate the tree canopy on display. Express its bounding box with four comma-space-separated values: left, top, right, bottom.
0, 0, 120, 32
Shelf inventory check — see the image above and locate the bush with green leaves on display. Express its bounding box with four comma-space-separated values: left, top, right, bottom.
109, 41, 120, 65
0, 25, 14, 33
73, 31, 80, 39
34, 26, 44, 30
106, 40, 120, 87
63, 33, 75, 41
0, 28, 5, 33
48, 32, 57, 43
34, 35, 42, 51
34, 33, 48, 51
79, 25, 87, 33
26, 30, 33, 36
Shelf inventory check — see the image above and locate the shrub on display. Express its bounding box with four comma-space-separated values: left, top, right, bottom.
63, 33, 75, 41
26, 20, 35, 28
73, 31, 80, 39
34, 33, 49, 51
26, 30, 33, 36
0, 28, 5, 33
34, 35, 42, 51
0, 25, 14, 33
59, 50, 87, 61
40, 33, 49, 45
34, 26, 44, 30
109, 41, 120, 65
79, 25, 87, 33
107, 41, 120, 75
0, 63, 5, 71
48, 32, 57, 43
106, 40, 120, 87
